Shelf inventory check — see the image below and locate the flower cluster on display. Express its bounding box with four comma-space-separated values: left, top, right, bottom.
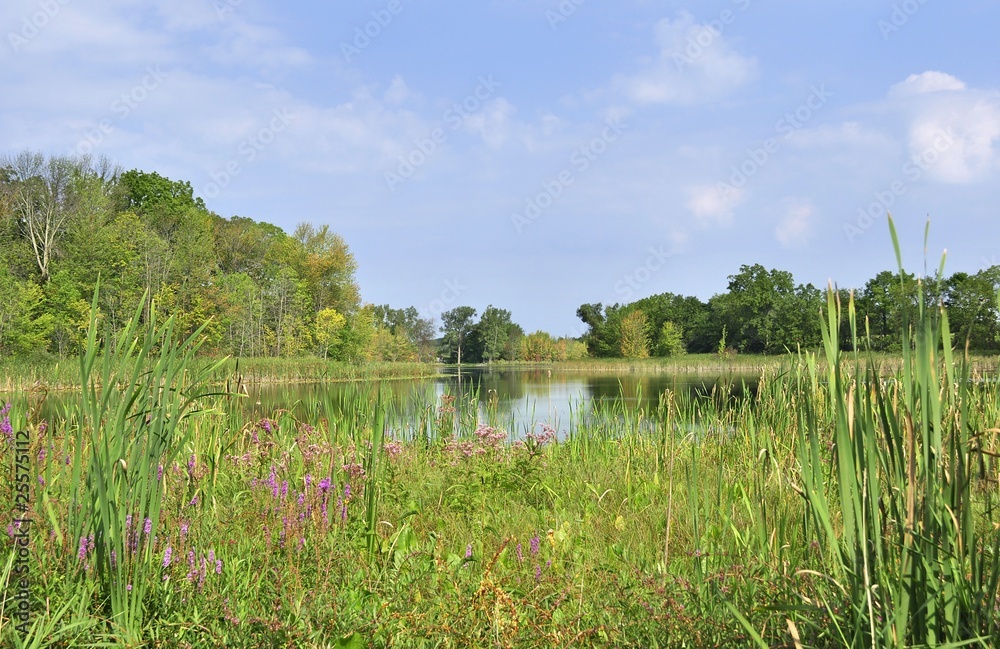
1, 403, 12, 444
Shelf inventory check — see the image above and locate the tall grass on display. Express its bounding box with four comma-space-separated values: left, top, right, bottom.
64, 290, 223, 643
792, 219, 1000, 647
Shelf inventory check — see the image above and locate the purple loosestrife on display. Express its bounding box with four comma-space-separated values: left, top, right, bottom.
1, 403, 12, 444
516, 543, 524, 563
144, 518, 152, 536
465, 544, 473, 559
77, 536, 89, 562
281, 481, 288, 500
163, 546, 173, 568
157, 464, 163, 481
530, 535, 540, 556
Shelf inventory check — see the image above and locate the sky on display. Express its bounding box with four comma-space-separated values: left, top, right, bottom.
2, 0, 999, 336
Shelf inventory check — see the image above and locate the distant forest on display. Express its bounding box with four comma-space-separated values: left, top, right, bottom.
2, 152, 998, 363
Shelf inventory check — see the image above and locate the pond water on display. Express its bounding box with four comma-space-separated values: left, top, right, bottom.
243, 367, 760, 438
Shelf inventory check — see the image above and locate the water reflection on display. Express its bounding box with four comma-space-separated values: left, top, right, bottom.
246, 367, 760, 436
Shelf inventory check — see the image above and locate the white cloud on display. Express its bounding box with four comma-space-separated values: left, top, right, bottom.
890, 73, 1000, 184
889, 71, 966, 98
775, 201, 814, 249
686, 183, 741, 224
613, 13, 757, 106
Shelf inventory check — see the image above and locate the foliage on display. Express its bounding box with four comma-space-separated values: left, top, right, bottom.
618, 310, 650, 359
655, 320, 685, 357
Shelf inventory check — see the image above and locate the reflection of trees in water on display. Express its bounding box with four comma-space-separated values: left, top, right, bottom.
231, 369, 760, 436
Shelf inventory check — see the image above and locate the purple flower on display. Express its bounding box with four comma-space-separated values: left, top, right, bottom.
530, 535, 540, 556
297, 493, 305, 507
340, 499, 347, 521
215, 559, 223, 574
157, 464, 163, 481
163, 546, 172, 568
37, 446, 46, 461
77, 536, 89, 561
0, 403, 12, 442
304, 474, 312, 487
535, 564, 542, 581
344, 483, 351, 499
281, 481, 288, 499
38, 420, 47, 434
465, 544, 473, 559
516, 543, 524, 563
144, 518, 152, 536
180, 523, 189, 538
318, 477, 331, 493
188, 455, 195, 472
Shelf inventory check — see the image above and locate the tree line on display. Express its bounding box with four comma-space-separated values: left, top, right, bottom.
0, 151, 436, 362
576, 264, 1000, 358
3, 152, 997, 363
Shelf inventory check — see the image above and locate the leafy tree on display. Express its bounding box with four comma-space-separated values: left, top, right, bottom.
656, 321, 685, 357
477, 305, 512, 363
315, 308, 347, 359
619, 310, 651, 359
576, 303, 619, 357
440, 306, 477, 364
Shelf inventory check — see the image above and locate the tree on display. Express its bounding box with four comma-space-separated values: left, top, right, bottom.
576, 303, 619, 357
440, 306, 477, 364
619, 310, 651, 358
656, 321, 685, 357
292, 223, 360, 315
315, 308, 347, 359
477, 305, 512, 363
2, 152, 110, 283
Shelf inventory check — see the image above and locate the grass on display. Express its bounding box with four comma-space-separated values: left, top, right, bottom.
1, 224, 999, 647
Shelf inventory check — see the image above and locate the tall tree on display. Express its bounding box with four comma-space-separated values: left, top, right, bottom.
619, 310, 651, 358
440, 306, 477, 364
477, 305, 512, 363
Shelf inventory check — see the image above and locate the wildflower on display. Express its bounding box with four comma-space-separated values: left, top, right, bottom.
0, 403, 12, 443
465, 544, 473, 559
38, 420, 47, 434
297, 493, 305, 507
163, 546, 173, 568
516, 543, 524, 563
535, 564, 542, 581
281, 481, 288, 500
384, 440, 403, 459
318, 477, 331, 493
188, 455, 195, 473
304, 474, 312, 487
144, 518, 152, 536
37, 446, 46, 461
77, 536, 89, 562
215, 559, 223, 574
157, 464, 163, 481
340, 498, 347, 522
262, 419, 273, 433
344, 483, 351, 500
127, 584, 132, 591
530, 535, 540, 556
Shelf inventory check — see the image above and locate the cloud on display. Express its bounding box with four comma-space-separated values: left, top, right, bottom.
775, 201, 814, 249
613, 13, 757, 106
890, 72, 1000, 184
686, 183, 741, 224
889, 71, 966, 98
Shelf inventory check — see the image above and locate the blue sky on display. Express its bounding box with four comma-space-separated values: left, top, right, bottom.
2, 0, 998, 335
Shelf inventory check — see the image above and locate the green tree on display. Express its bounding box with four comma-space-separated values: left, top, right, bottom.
477, 305, 512, 363
619, 310, 651, 358
440, 306, 477, 364
656, 321, 685, 357
315, 307, 347, 359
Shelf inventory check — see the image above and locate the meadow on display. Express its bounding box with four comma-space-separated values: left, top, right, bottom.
2, 254, 1000, 647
